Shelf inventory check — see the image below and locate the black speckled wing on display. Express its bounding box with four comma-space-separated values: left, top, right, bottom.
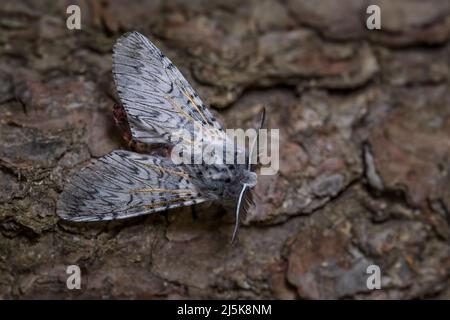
112, 31, 225, 146
57, 150, 208, 221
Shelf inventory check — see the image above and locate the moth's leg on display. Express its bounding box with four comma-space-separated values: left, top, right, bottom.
216, 204, 227, 218
191, 205, 198, 221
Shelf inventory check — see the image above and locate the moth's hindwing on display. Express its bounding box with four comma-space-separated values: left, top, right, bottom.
57, 150, 208, 221
112, 31, 226, 146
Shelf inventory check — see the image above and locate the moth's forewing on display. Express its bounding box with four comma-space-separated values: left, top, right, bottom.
112, 32, 225, 146
57, 150, 207, 221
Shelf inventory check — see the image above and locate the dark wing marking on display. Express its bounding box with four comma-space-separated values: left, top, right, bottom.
112, 31, 226, 146
57, 150, 208, 221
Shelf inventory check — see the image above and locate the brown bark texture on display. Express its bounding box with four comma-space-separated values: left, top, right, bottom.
0, 0, 449, 299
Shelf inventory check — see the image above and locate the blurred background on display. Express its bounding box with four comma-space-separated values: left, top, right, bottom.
0, 0, 449, 299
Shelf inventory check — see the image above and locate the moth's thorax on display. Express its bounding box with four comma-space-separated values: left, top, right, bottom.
242, 170, 257, 187
184, 163, 255, 200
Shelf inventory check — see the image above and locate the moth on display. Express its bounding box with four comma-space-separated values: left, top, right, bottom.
57, 32, 264, 242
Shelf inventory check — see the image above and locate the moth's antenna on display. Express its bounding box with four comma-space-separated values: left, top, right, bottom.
259, 107, 266, 130
231, 184, 248, 243
232, 107, 266, 244
247, 107, 266, 171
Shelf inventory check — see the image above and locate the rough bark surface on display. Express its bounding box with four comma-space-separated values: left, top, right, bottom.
0, 0, 449, 299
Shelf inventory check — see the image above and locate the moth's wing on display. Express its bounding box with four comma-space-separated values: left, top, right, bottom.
57, 150, 208, 221
112, 31, 226, 146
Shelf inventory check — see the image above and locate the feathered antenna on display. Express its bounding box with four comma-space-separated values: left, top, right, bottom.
231, 108, 266, 243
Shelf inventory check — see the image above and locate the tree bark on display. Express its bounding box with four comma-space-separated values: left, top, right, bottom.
0, 0, 449, 299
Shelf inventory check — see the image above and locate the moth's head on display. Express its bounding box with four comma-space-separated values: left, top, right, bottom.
241, 170, 257, 187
